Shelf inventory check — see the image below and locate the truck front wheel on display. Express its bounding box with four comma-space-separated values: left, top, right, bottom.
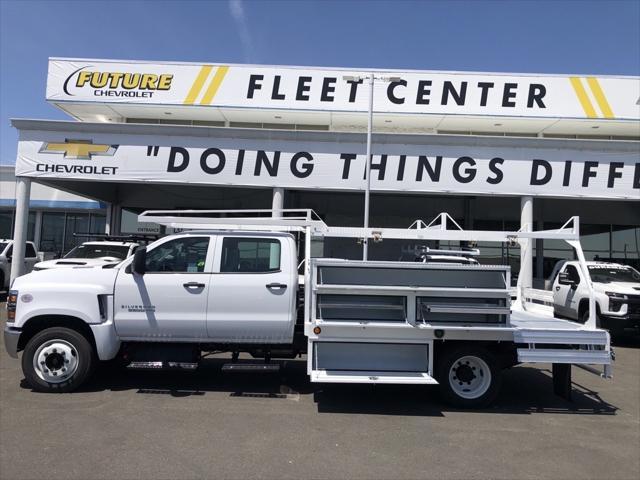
22, 327, 96, 393
436, 345, 501, 408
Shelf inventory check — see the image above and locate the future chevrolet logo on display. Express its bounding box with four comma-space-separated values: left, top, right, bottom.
39, 140, 118, 160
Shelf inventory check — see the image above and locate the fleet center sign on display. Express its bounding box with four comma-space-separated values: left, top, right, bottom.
47, 59, 640, 120
14, 122, 640, 200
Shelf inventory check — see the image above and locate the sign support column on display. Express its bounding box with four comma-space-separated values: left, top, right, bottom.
520, 196, 534, 289
10, 177, 31, 284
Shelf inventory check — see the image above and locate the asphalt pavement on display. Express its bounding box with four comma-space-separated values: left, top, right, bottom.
1, 305, 638, 480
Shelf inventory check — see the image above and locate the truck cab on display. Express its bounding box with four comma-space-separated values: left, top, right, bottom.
552, 260, 640, 335
5, 230, 298, 392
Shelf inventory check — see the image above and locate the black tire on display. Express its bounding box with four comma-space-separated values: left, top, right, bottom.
21, 327, 96, 393
580, 309, 601, 328
436, 345, 502, 409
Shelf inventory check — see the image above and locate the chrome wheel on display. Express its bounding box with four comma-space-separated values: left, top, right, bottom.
32, 339, 79, 384
448, 355, 491, 400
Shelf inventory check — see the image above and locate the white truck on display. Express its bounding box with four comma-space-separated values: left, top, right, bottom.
33, 240, 138, 271
4, 210, 613, 408
0, 240, 39, 290
551, 260, 640, 336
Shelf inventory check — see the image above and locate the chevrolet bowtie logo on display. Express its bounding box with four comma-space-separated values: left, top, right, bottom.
39, 140, 118, 160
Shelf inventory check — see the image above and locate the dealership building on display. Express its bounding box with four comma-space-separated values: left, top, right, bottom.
6, 58, 640, 286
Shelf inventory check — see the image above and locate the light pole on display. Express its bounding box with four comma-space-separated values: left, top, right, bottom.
343, 73, 401, 260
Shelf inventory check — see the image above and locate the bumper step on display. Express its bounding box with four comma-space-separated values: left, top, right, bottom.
517, 348, 611, 364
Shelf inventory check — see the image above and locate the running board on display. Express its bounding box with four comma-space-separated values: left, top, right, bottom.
222, 363, 281, 372
127, 361, 199, 370
514, 329, 609, 345
311, 370, 438, 385
517, 348, 611, 365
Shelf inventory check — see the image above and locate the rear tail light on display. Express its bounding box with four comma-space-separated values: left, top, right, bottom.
6, 290, 18, 322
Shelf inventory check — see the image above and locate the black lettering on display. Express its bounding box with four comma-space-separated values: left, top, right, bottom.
530, 159, 552, 185
291, 152, 314, 178
167, 147, 189, 172
320, 77, 336, 102
235, 149, 245, 175
387, 80, 407, 104
271, 76, 285, 100
397, 155, 406, 181
487, 157, 504, 184
416, 156, 442, 182
255, 151, 280, 176
346, 79, 362, 103
607, 162, 624, 188
296, 76, 312, 101
442, 81, 467, 106
369, 155, 387, 180
502, 83, 517, 107
200, 148, 225, 174
527, 84, 546, 108
563, 161, 572, 186
453, 157, 477, 183
247, 75, 263, 99
582, 161, 599, 187
416, 80, 432, 105
340, 153, 357, 179
477, 82, 494, 107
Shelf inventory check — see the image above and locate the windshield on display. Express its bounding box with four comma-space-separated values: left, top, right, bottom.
64, 244, 130, 260
588, 265, 640, 284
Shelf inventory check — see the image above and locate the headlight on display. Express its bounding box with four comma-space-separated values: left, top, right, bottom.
606, 291, 628, 300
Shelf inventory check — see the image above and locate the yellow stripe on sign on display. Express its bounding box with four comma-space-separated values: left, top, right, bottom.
184, 65, 213, 105
569, 77, 597, 118
586, 77, 614, 119
200, 66, 229, 105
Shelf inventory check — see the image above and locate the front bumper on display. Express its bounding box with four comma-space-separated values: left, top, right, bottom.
600, 313, 640, 334
3, 326, 21, 358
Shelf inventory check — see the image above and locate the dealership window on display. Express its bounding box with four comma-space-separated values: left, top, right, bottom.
40, 212, 65, 255
0, 210, 36, 241
64, 213, 91, 252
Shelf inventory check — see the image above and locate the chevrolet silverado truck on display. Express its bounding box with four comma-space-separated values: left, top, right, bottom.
4, 210, 613, 408
552, 260, 640, 335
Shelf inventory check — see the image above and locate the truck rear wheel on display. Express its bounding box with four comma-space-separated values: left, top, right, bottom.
436, 345, 501, 408
21, 327, 96, 393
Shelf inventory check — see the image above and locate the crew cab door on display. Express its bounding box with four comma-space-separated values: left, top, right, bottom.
207, 236, 295, 343
113, 235, 214, 340
553, 264, 582, 319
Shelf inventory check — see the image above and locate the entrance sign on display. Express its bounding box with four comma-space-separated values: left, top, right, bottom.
14, 120, 639, 200
47, 59, 640, 120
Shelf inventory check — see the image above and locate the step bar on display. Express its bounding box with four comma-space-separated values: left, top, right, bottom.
311, 370, 438, 385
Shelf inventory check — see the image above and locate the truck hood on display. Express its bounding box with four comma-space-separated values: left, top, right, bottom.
13, 264, 120, 293
593, 281, 640, 295
34, 257, 122, 270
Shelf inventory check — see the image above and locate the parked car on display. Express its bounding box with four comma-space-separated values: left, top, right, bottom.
32, 241, 138, 271
552, 260, 640, 335
0, 240, 39, 289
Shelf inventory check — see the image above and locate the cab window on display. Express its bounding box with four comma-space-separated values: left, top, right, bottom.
220, 238, 281, 273
145, 237, 209, 273
564, 265, 581, 284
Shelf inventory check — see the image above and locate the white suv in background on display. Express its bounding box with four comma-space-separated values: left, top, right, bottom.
0, 240, 39, 289
33, 241, 138, 271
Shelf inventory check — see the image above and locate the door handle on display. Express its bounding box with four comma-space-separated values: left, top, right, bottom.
266, 282, 287, 290
183, 282, 205, 289
555, 286, 560, 291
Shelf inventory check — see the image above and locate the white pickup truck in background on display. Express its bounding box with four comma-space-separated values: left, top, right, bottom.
33, 241, 139, 271
551, 260, 640, 336
0, 240, 39, 290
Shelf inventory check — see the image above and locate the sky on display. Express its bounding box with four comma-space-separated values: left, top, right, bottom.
0, 0, 639, 164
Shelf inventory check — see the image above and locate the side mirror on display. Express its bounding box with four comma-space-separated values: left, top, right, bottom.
558, 271, 575, 286
131, 247, 147, 275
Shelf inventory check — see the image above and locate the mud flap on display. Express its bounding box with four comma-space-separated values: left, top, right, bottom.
552, 363, 572, 401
